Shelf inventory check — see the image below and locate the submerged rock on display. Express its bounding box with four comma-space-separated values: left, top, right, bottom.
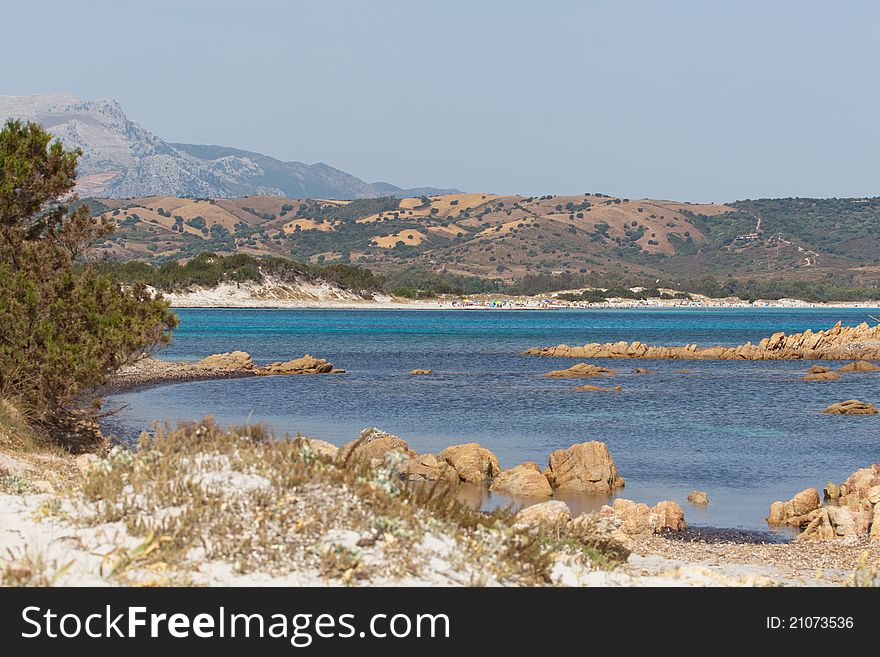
490, 462, 553, 498
823, 400, 878, 415
544, 363, 617, 378
408, 369, 433, 375
802, 365, 840, 381
574, 385, 622, 392
545, 441, 624, 494
839, 360, 880, 372
439, 443, 501, 483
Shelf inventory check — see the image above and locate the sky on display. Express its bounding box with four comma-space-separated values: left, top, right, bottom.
2, 0, 879, 202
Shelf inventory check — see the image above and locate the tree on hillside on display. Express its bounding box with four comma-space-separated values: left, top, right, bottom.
0, 119, 177, 449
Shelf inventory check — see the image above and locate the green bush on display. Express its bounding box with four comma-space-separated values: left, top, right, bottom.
0, 120, 177, 447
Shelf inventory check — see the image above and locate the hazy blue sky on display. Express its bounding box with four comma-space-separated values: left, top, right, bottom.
3, 1, 878, 201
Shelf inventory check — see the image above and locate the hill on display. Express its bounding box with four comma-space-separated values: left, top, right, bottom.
84, 192, 880, 300
0, 94, 457, 199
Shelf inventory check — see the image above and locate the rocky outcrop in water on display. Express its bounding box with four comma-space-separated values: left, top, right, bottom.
687, 490, 709, 506
839, 360, 880, 372
439, 443, 501, 483
767, 488, 822, 528
490, 462, 553, 498
823, 400, 878, 415
767, 465, 880, 542
408, 369, 433, 375
257, 354, 336, 375
544, 441, 624, 494
575, 385, 622, 392
544, 363, 617, 378
802, 365, 839, 381
524, 321, 880, 361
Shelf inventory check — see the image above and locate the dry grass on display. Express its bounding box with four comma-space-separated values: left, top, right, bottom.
69, 419, 616, 585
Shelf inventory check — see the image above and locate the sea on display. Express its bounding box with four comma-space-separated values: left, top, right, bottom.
101, 307, 880, 533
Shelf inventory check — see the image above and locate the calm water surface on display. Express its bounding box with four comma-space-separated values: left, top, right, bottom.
102, 308, 880, 532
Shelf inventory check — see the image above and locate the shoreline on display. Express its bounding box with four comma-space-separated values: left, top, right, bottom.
166, 299, 880, 311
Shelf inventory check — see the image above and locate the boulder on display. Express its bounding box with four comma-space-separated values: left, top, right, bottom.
544, 363, 617, 378
257, 354, 334, 375
408, 369, 433, 375
839, 360, 880, 373
490, 462, 553, 498
339, 428, 412, 464
802, 370, 840, 381
871, 505, 880, 542
633, 368, 653, 374
0, 452, 35, 477
545, 441, 624, 494
398, 453, 458, 483
574, 385, 622, 392
807, 364, 832, 374
596, 498, 686, 539
566, 512, 633, 560
687, 490, 709, 506
653, 501, 688, 532
823, 400, 878, 415
766, 488, 822, 527
598, 499, 654, 540
797, 506, 873, 542
514, 500, 571, 528
439, 443, 501, 483
197, 350, 255, 372
293, 436, 339, 460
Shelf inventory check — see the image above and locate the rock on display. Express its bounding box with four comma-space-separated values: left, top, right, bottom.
795, 509, 835, 542
293, 436, 339, 460
871, 506, 880, 542
566, 512, 633, 561
802, 368, 840, 381
398, 453, 458, 483
439, 443, 501, 483
544, 363, 617, 378
545, 441, 624, 494
574, 385, 622, 392
598, 499, 654, 540
514, 500, 571, 528
823, 400, 878, 415
633, 368, 653, 374
653, 501, 688, 532
0, 452, 35, 477
339, 428, 412, 464
839, 360, 880, 372
823, 482, 840, 500
675, 369, 691, 373
687, 490, 709, 506
490, 462, 553, 498
257, 354, 334, 375
408, 369, 433, 375
596, 498, 686, 539
523, 321, 880, 361
767, 488, 822, 527
75, 453, 98, 474
197, 350, 255, 372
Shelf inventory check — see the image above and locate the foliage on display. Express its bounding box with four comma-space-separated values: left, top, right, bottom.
0, 119, 177, 447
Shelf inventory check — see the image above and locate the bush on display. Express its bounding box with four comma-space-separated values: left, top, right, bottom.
0, 120, 177, 447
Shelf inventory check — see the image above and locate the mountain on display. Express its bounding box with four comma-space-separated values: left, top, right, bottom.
0, 93, 458, 199
84, 192, 880, 293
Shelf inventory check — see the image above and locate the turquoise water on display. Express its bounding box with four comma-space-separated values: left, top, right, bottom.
103, 308, 880, 532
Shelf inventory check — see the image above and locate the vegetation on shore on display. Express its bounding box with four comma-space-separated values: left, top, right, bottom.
0, 119, 177, 448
